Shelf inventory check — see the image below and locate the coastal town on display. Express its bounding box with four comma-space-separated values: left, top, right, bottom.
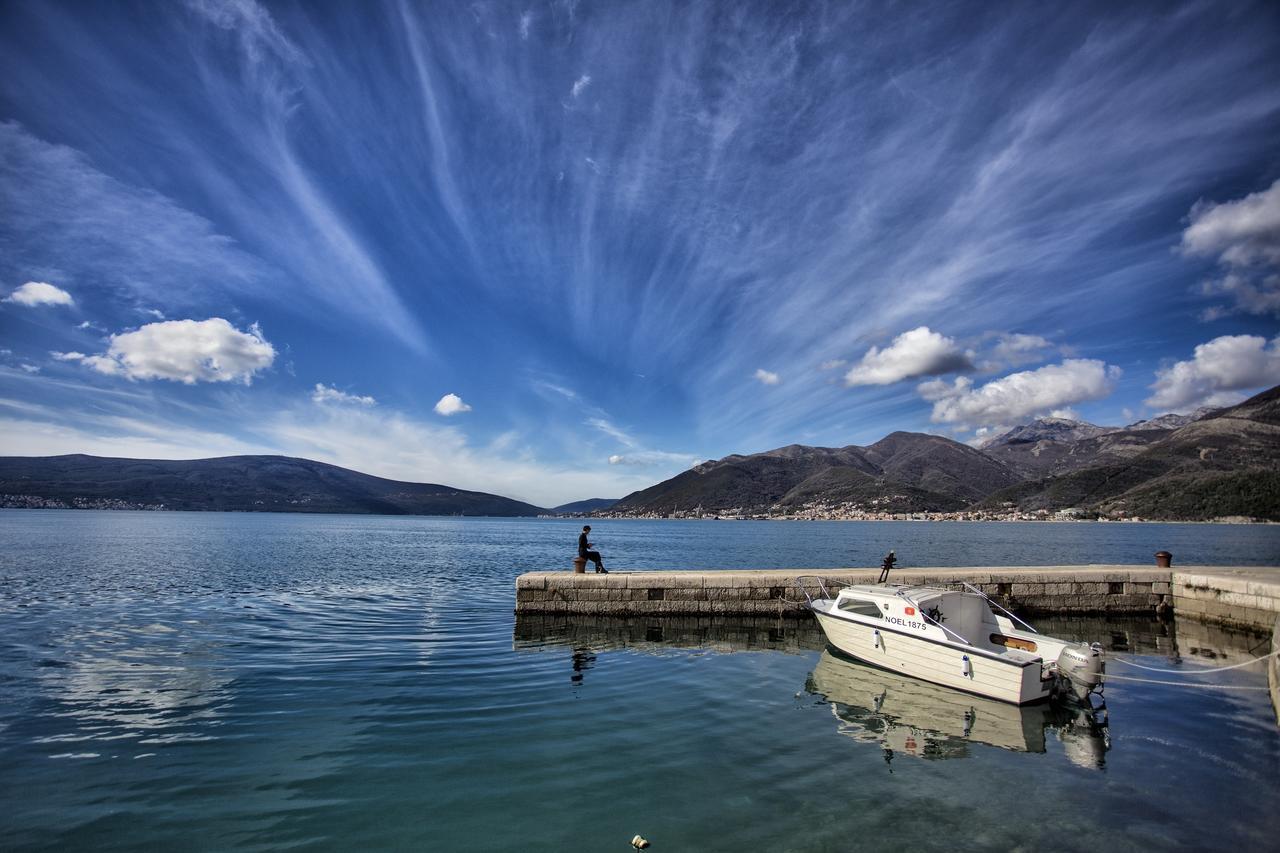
581, 501, 1265, 524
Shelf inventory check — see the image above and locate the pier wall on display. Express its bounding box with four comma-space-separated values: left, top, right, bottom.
515, 565, 1280, 633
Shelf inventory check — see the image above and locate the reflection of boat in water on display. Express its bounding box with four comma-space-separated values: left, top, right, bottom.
807, 650, 1110, 768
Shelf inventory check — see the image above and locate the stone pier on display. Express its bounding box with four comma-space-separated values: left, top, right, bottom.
515, 565, 1280, 632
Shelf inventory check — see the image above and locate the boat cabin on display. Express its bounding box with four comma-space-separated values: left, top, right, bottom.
833, 585, 1030, 656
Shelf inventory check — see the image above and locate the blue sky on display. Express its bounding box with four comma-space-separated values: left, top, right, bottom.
2, 0, 1279, 507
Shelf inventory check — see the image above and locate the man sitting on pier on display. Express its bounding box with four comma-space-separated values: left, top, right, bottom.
578, 525, 607, 573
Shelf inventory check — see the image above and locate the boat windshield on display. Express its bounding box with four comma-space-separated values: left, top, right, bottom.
837, 597, 883, 617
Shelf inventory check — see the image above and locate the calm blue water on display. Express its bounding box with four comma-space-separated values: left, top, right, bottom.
2, 511, 1278, 852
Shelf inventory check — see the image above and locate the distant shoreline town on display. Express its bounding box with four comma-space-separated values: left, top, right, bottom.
1, 497, 1271, 525
567, 505, 1273, 524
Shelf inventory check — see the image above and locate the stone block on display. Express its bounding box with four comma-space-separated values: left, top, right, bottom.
667, 587, 708, 601
643, 574, 704, 590
1153, 582, 1171, 594
1246, 580, 1280, 598
1217, 591, 1260, 609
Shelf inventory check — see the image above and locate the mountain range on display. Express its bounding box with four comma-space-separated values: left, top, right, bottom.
2, 386, 1276, 522
611, 385, 1280, 521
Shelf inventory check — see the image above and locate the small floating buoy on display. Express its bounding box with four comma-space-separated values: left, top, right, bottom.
631, 835, 651, 849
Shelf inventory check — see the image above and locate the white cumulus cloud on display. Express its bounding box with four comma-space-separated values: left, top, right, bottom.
1198, 272, 1280, 319
927, 359, 1120, 426
311, 383, 376, 406
845, 327, 973, 386
5, 281, 73, 307
434, 393, 472, 416
754, 368, 780, 385
1182, 179, 1280, 318
571, 74, 592, 98
1182, 178, 1280, 266
1146, 334, 1280, 412
75, 318, 275, 384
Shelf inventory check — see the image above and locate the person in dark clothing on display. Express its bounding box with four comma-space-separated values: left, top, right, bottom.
578, 525, 606, 573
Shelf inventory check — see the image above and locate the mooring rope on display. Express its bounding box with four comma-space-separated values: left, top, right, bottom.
1099, 672, 1272, 691
1107, 647, 1280, 675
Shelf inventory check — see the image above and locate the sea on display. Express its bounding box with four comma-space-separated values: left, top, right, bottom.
2, 510, 1279, 852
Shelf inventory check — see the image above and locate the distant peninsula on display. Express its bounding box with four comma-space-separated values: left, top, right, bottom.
0, 454, 546, 517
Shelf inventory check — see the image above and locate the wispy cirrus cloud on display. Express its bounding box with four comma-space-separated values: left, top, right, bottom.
0, 122, 262, 309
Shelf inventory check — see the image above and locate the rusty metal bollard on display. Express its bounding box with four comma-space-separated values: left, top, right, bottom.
572, 556, 588, 573
1154, 550, 1172, 568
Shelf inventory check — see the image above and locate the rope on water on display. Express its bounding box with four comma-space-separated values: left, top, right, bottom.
1099, 672, 1271, 691
1108, 647, 1280, 675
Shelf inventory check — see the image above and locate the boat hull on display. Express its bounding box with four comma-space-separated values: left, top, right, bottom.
811, 605, 1050, 705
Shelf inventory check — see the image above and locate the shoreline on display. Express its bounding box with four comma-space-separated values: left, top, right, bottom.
0, 505, 1277, 525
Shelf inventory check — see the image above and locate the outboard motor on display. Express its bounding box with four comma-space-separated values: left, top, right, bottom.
1055, 643, 1105, 702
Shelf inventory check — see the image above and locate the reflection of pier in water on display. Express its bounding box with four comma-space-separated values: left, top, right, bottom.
514, 612, 1269, 663
513, 614, 826, 654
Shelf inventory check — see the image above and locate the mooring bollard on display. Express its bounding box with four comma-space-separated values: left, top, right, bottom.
572, 556, 587, 573
1154, 550, 1173, 568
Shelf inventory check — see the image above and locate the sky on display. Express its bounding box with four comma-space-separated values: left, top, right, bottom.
1, 0, 1279, 508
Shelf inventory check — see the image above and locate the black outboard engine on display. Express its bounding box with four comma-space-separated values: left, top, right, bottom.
1055, 643, 1106, 702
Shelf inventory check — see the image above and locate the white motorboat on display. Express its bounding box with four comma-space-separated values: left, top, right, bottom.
802, 578, 1104, 705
